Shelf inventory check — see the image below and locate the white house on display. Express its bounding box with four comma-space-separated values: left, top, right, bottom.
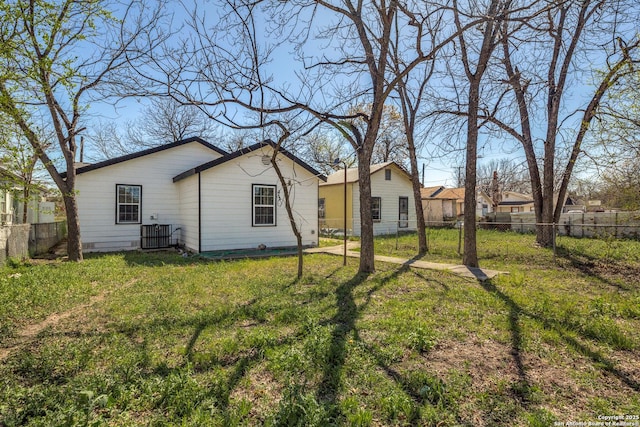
421, 187, 493, 221
73, 137, 325, 253
0, 168, 55, 225
496, 191, 535, 213
319, 162, 417, 236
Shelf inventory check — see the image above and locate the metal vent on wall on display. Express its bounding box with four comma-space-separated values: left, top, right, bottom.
141, 224, 171, 249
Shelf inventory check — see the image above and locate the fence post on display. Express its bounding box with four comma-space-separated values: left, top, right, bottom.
553, 222, 556, 262
395, 223, 399, 250
615, 212, 618, 238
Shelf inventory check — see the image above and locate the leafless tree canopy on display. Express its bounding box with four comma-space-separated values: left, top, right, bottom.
87, 98, 217, 160
477, 158, 530, 195
0, 0, 169, 261
124, 0, 475, 272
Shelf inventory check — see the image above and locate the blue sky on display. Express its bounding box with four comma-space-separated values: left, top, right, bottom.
82, 0, 637, 189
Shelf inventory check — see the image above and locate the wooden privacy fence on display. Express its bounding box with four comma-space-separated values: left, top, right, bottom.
0, 221, 67, 264
29, 221, 67, 256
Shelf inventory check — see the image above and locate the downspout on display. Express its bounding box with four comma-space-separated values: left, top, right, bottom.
198, 172, 202, 253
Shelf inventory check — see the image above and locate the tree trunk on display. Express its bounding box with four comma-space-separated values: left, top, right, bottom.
462, 119, 478, 267
63, 192, 83, 262
454, 0, 508, 267
357, 155, 375, 274
463, 84, 479, 267
408, 140, 427, 254
22, 185, 29, 224
271, 149, 304, 278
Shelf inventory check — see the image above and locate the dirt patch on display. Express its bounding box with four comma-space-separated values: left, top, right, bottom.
420, 338, 522, 385
562, 258, 640, 290
0, 279, 138, 362
404, 337, 639, 423
0, 292, 106, 362
229, 366, 284, 421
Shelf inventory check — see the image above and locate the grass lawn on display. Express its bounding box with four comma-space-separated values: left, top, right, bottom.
1, 230, 639, 426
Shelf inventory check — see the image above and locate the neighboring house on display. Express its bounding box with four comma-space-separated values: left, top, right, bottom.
319, 162, 416, 236
0, 187, 11, 225
421, 186, 445, 199
434, 188, 465, 217
497, 192, 586, 214
477, 191, 493, 216
562, 196, 586, 213
496, 191, 535, 213
73, 137, 325, 253
421, 187, 492, 221
420, 186, 449, 223
0, 168, 54, 225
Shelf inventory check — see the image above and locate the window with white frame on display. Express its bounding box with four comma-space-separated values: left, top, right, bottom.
116, 184, 141, 224
371, 197, 381, 222
253, 184, 276, 226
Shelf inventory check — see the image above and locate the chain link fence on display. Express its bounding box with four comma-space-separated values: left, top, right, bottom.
320, 211, 640, 242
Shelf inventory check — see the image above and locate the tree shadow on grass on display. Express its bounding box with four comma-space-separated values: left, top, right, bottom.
555, 244, 639, 291
315, 273, 369, 404
479, 279, 640, 394
479, 280, 533, 402
313, 264, 416, 417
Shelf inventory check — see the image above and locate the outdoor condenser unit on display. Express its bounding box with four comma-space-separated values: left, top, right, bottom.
140, 224, 171, 249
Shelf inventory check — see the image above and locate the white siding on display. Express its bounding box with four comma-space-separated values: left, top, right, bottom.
351, 165, 417, 236
198, 147, 319, 251
76, 142, 222, 252
176, 175, 199, 252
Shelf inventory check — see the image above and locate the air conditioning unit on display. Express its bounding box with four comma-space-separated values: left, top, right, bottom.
140, 224, 171, 249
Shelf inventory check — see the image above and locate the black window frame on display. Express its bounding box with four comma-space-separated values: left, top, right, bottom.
115, 184, 142, 224
385, 169, 391, 180
318, 198, 325, 219
371, 197, 382, 222
398, 196, 409, 228
252, 184, 277, 227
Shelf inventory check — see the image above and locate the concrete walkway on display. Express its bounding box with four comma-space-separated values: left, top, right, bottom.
305, 243, 506, 281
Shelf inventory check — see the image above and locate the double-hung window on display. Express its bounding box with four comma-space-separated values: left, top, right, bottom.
253, 184, 276, 226
116, 184, 141, 224
371, 197, 382, 222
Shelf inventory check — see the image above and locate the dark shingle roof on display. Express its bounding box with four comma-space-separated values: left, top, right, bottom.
173, 139, 327, 182
69, 136, 227, 177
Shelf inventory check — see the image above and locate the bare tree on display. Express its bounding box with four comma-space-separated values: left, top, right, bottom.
129, 0, 477, 274
86, 120, 135, 161
0, 0, 166, 261
452, 0, 513, 267
491, 0, 640, 246
477, 158, 530, 195
299, 128, 356, 176
390, 31, 438, 254
346, 104, 409, 166
87, 98, 216, 160
127, 98, 214, 147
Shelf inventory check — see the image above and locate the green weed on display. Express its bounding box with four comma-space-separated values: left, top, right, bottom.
0, 234, 638, 425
